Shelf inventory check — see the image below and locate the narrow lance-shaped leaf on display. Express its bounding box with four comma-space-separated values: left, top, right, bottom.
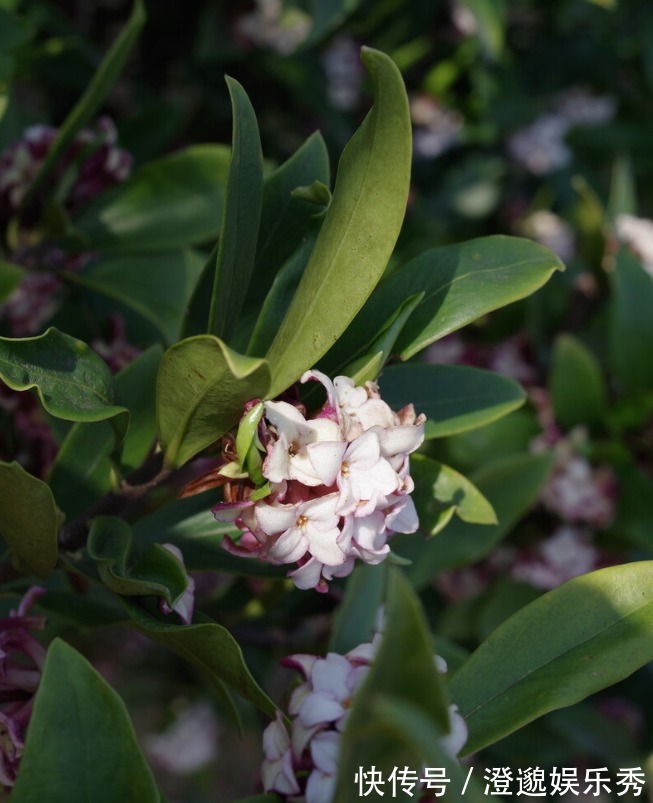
11, 639, 159, 803
450, 562, 653, 755
0, 461, 58, 577
336, 568, 451, 801
265, 47, 411, 398
208, 78, 264, 341
156, 335, 271, 468
19, 0, 146, 211
549, 334, 606, 430
323, 236, 564, 372
0, 327, 128, 447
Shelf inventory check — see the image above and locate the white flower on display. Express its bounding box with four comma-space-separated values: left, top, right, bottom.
263, 400, 343, 486
261, 713, 301, 796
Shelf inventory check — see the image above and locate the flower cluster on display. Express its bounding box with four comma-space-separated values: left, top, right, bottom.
213, 371, 425, 592
0, 117, 131, 220
0, 587, 46, 789
261, 635, 467, 802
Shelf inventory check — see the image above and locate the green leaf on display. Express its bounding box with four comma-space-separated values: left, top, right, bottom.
459, 0, 505, 59
342, 292, 424, 385
336, 568, 450, 801
65, 250, 204, 345
404, 452, 554, 589
450, 561, 653, 755
247, 131, 330, 310
75, 145, 230, 253
87, 516, 189, 608
11, 639, 159, 803
0, 7, 32, 52
157, 335, 271, 468
608, 154, 637, 220
0, 327, 128, 447
324, 236, 564, 370
20, 0, 146, 211
48, 346, 161, 519
411, 454, 497, 534
379, 364, 526, 439
0, 258, 25, 301
549, 334, 606, 430
247, 235, 315, 357
265, 47, 411, 398
125, 603, 277, 718
208, 78, 263, 340
329, 562, 387, 654
609, 246, 653, 393
0, 461, 58, 577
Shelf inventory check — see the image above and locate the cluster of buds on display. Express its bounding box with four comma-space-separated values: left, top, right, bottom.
0, 116, 131, 221
213, 371, 425, 592
0, 587, 46, 789
262, 631, 467, 802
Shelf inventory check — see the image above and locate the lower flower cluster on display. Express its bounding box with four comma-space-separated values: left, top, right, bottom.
213, 371, 425, 591
262, 633, 467, 803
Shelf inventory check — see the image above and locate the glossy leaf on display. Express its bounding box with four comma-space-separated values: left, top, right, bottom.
336, 568, 450, 801
609, 246, 653, 393
157, 335, 271, 468
88, 516, 188, 608
0, 327, 128, 446
247, 235, 315, 357
325, 236, 564, 370
379, 363, 526, 439
208, 78, 263, 340
48, 346, 161, 519
11, 639, 159, 803
608, 154, 637, 220
329, 562, 386, 654
265, 47, 411, 398
450, 561, 653, 755
0, 461, 58, 577
125, 603, 277, 717
0, 259, 25, 301
404, 452, 554, 589
411, 454, 497, 534
66, 251, 204, 345
549, 334, 606, 430
75, 145, 230, 253
20, 0, 146, 209
246, 131, 330, 310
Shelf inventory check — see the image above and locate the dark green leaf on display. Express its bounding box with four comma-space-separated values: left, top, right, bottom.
336, 568, 450, 801
75, 145, 230, 253
608, 155, 637, 220
0, 327, 128, 446
247, 235, 315, 357
48, 346, 161, 519
450, 561, 653, 755
12, 639, 159, 803
208, 78, 263, 340
87, 516, 188, 608
65, 250, 204, 345
0, 461, 58, 577
156, 335, 271, 467
549, 334, 606, 430
21, 0, 146, 210
265, 47, 411, 398
324, 236, 563, 370
247, 132, 330, 308
379, 364, 526, 439
404, 452, 554, 588
125, 603, 277, 717
609, 246, 653, 393
0, 7, 33, 52
329, 562, 386, 654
